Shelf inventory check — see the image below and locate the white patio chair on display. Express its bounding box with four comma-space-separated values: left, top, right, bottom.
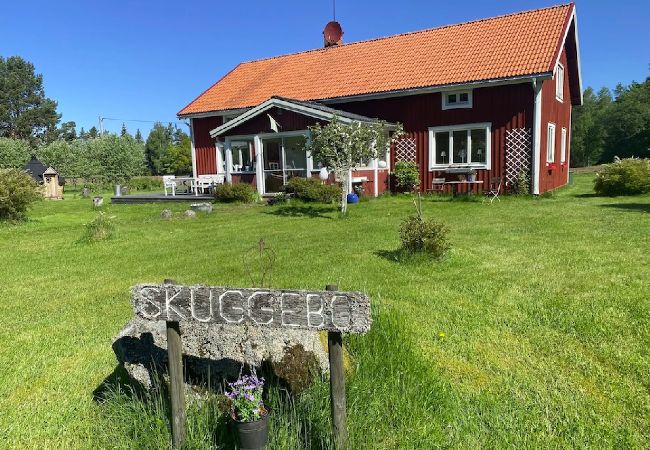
162, 175, 176, 196
483, 176, 502, 204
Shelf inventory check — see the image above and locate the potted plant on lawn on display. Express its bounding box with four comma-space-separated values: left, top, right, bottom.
226, 374, 269, 450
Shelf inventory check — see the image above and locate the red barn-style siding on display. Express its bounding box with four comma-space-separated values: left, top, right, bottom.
224, 107, 325, 136
193, 116, 222, 175
539, 46, 573, 192
332, 83, 533, 193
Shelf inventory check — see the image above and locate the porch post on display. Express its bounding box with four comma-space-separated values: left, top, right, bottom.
254, 135, 264, 194
225, 140, 233, 184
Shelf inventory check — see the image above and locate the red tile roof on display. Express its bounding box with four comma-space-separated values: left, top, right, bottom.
179, 4, 574, 116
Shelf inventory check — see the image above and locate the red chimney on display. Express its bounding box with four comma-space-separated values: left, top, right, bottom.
323, 21, 343, 47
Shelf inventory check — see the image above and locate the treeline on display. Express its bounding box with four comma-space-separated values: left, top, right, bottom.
571, 76, 649, 167
0, 55, 191, 184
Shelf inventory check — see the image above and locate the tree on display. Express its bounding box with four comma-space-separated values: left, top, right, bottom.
600, 77, 650, 162
79, 127, 86, 140
134, 128, 143, 143
120, 123, 129, 138
570, 87, 612, 166
0, 137, 31, 168
307, 117, 403, 213
145, 122, 173, 175
0, 56, 61, 145
166, 130, 192, 175
88, 126, 98, 139
92, 134, 146, 183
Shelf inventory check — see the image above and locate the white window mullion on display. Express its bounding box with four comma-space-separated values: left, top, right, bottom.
448, 133, 454, 164
466, 129, 472, 164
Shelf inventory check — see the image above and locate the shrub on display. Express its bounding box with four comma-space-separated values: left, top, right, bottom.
126, 176, 163, 191
594, 157, 650, 196
283, 177, 341, 203
399, 196, 450, 258
393, 161, 420, 192
79, 212, 115, 243
0, 168, 42, 221
213, 183, 256, 203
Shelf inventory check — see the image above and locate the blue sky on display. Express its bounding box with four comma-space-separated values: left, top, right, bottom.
1, 1, 647, 137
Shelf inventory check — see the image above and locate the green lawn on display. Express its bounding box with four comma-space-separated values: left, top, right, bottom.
0, 174, 648, 449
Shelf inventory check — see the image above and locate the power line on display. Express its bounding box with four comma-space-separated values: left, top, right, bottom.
101, 117, 186, 125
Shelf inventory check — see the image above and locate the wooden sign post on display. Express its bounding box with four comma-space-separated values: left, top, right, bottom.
131, 282, 371, 448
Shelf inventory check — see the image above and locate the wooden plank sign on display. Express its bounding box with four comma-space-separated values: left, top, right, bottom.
131, 284, 371, 334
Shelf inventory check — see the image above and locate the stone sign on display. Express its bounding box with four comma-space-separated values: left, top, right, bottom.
132, 284, 371, 334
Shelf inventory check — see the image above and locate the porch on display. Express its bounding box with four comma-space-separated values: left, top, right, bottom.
201, 97, 395, 197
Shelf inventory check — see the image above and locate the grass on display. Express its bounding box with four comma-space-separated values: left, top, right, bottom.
0, 174, 648, 448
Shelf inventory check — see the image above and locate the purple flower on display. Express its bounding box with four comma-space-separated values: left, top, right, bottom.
244, 393, 254, 401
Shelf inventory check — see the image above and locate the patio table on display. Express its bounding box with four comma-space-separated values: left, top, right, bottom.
445, 180, 483, 196
173, 177, 196, 195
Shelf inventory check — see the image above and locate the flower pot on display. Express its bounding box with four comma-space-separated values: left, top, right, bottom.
347, 193, 359, 204
234, 413, 269, 450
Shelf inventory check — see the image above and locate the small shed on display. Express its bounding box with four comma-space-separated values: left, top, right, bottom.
23, 156, 64, 199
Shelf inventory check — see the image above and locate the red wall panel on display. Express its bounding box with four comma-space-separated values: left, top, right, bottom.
332, 83, 533, 193
193, 116, 222, 175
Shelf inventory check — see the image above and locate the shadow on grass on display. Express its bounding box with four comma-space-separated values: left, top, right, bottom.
600, 203, 650, 213
264, 204, 337, 219
574, 192, 599, 198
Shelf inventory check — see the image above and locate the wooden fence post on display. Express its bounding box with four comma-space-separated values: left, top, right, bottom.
164, 279, 186, 448
326, 284, 347, 449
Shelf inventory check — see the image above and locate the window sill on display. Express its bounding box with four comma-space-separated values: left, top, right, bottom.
430, 165, 489, 172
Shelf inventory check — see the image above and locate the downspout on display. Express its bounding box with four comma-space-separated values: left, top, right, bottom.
189, 119, 197, 178
532, 78, 543, 195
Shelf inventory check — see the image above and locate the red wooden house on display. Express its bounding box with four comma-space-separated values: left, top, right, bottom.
178, 3, 582, 196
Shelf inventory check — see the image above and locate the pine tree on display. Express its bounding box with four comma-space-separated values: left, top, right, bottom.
134, 129, 143, 143
88, 126, 98, 139
120, 123, 129, 137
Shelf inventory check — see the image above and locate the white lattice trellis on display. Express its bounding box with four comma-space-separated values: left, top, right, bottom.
394, 137, 417, 162
505, 128, 532, 190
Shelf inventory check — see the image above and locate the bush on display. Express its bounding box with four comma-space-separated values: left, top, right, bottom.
393, 161, 420, 192
79, 212, 115, 243
594, 157, 650, 196
126, 176, 163, 191
399, 196, 450, 258
0, 168, 42, 221
282, 177, 341, 203
213, 183, 256, 203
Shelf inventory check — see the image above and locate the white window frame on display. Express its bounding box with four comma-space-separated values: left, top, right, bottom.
428, 122, 491, 170
442, 90, 473, 110
560, 127, 567, 163
547, 122, 556, 163
555, 63, 564, 102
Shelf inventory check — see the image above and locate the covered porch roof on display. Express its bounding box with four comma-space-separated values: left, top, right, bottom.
209, 96, 396, 138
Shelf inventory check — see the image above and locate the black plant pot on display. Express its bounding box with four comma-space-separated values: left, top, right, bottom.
234, 414, 269, 450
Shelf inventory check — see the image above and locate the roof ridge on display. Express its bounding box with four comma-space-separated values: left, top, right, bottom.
237, 3, 573, 66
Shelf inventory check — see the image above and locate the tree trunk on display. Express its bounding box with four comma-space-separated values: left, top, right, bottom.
339, 170, 348, 214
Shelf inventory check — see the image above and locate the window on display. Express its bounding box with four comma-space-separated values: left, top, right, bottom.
560, 127, 567, 163
547, 123, 556, 163
442, 90, 473, 110
230, 140, 253, 172
429, 123, 491, 168
556, 63, 564, 102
